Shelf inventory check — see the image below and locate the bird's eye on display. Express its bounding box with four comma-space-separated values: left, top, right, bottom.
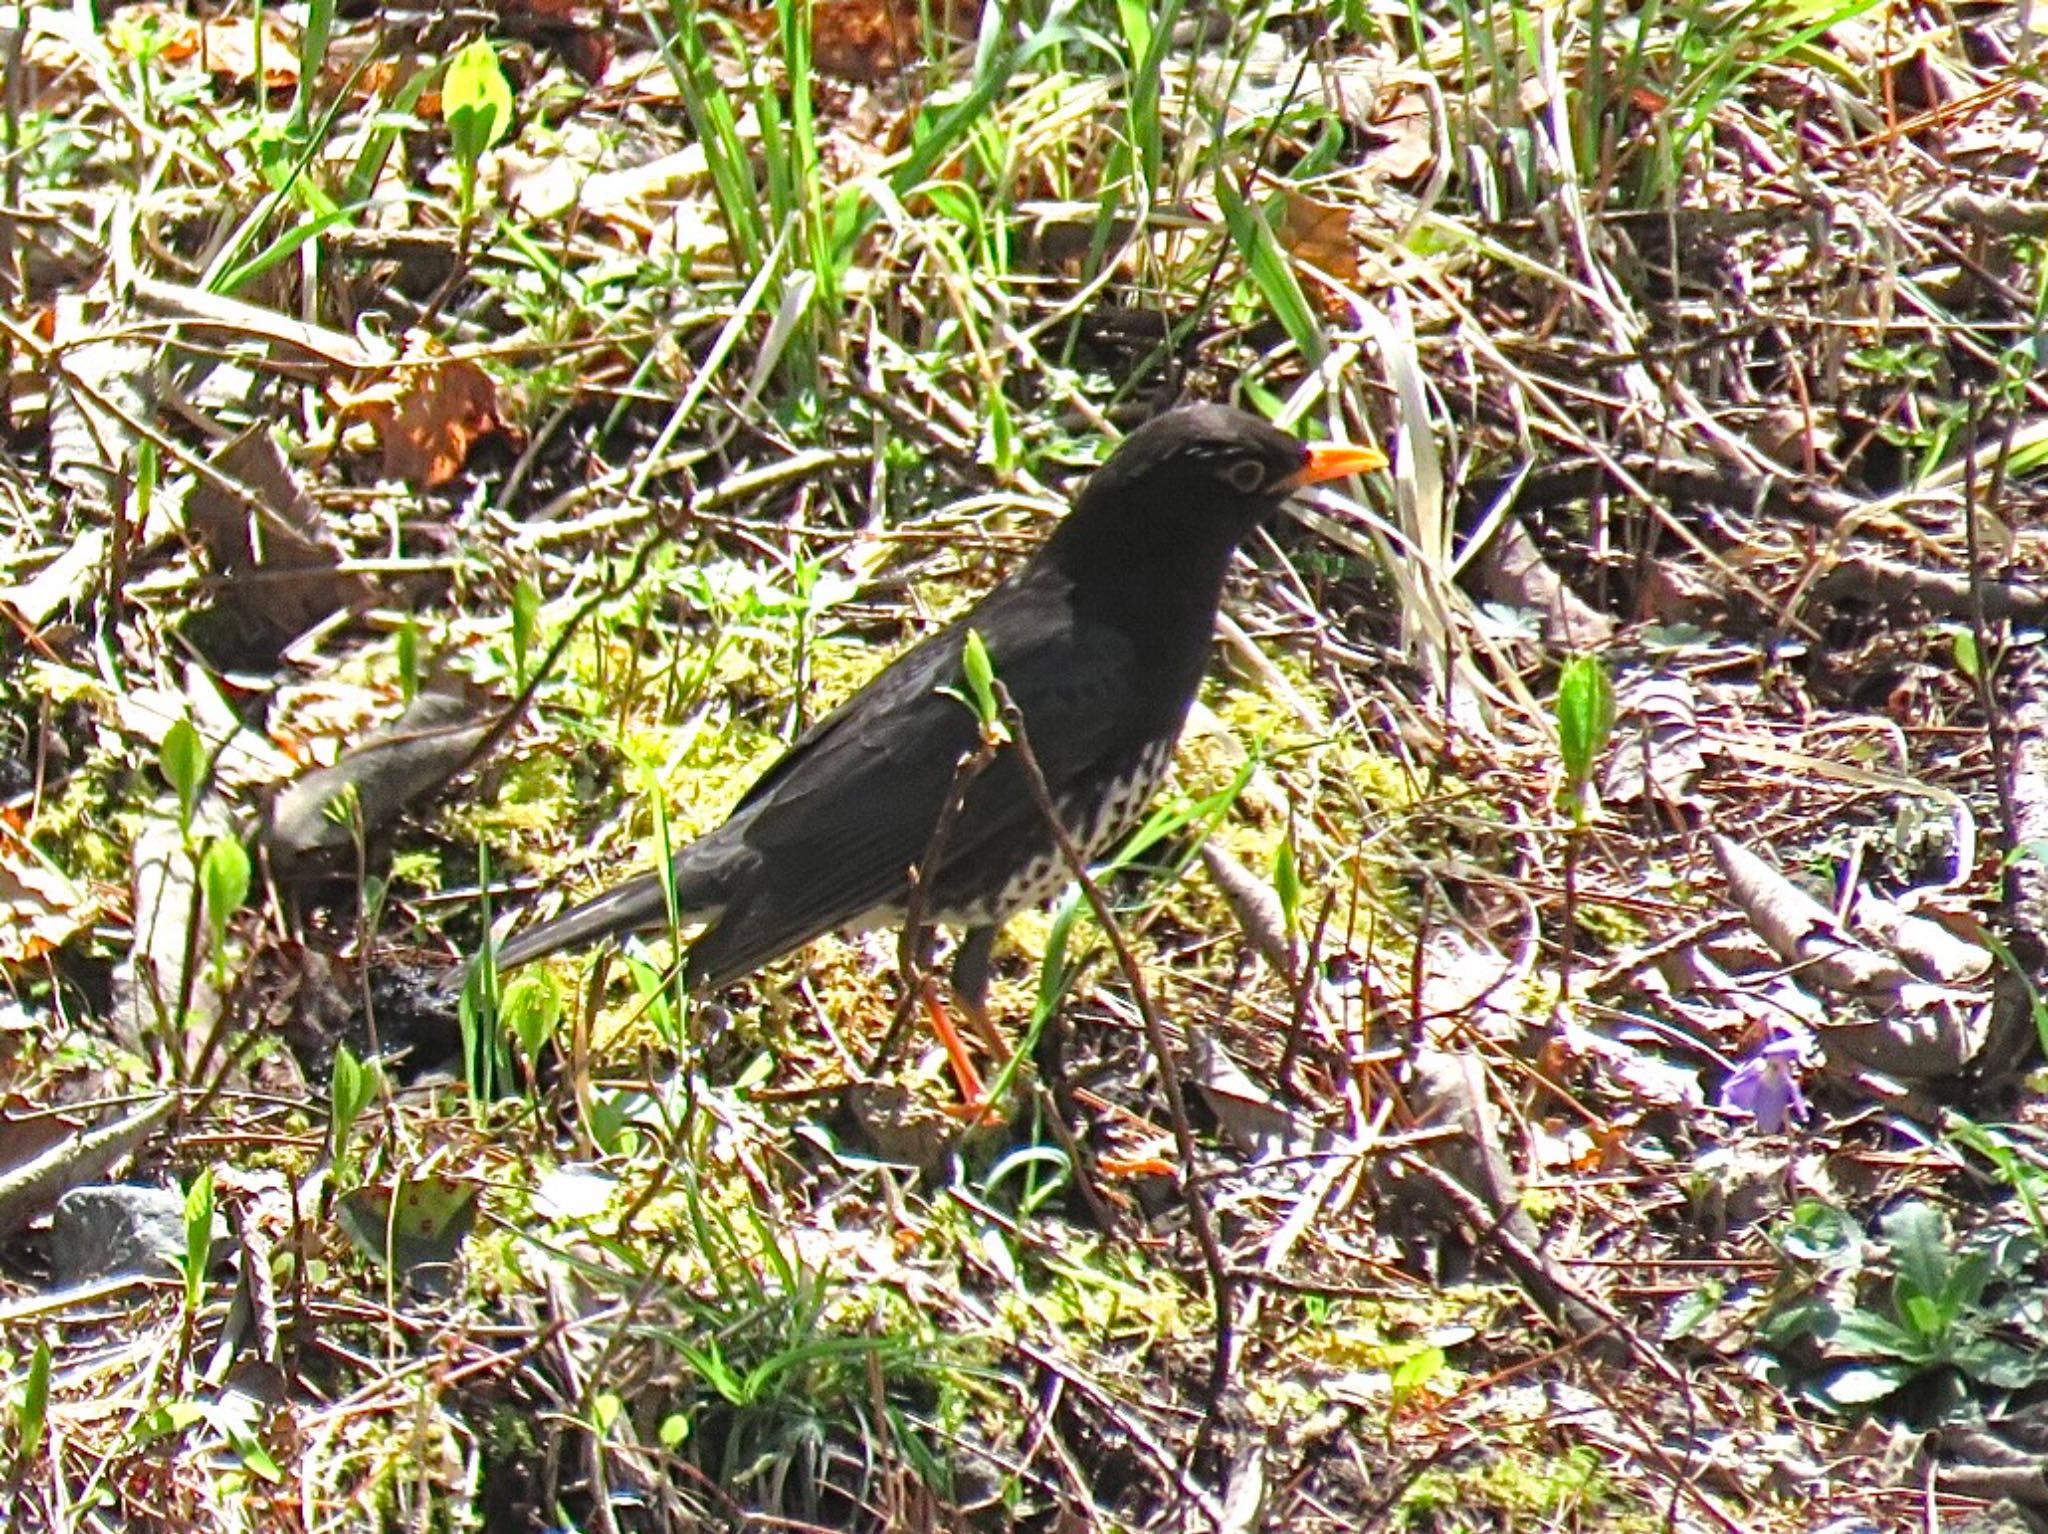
1221, 457, 1267, 494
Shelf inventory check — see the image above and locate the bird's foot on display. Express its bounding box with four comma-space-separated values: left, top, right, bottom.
920, 977, 1026, 1123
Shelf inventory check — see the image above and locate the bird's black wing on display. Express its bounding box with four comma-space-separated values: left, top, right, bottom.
681, 564, 1145, 987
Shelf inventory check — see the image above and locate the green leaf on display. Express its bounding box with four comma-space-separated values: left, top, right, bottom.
1882, 1202, 1956, 1315
200, 835, 251, 987
16, 1337, 49, 1464
1777, 1199, 1865, 1265
1953, 1335, 2047, 1388
444, 38, 512, 169
1388, 1345, 1445, 1409
1895, 1292, 1950, 1345
199, 837, 251, 986
184, 1167, 216, 1309
1817, 1361, 1913, 1407
329, 1045, 375, 1170
510, 576, 541, 685
952, 628, 1006, 736
1829, 1308, 1933, 1363
1953, 629, 1982, 680
200, 836, 251, 918
397, 619, 421, 702
334, 1174, 478, 1294
319, 782, 364, 835
500, 972, 562, 1068
1555, 654, 1616, 790
1272, 837, 1301, 939
160, 719, 205, 830
1756, 1294, 1837, 1350
1214, 178, 1324, 364
1663, 1281, 1724, 1340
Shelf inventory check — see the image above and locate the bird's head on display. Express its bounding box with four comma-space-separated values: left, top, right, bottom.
1069, 403, 1385, 542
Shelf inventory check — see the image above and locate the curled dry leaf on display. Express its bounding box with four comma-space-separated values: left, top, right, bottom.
1601, 672, 1705, 809
1821, 984, 1991, 1081
1357, 91, 1435, 181
1711, 833, 1911, 995
334, 334, 521, 490
1713, 835, 1995, 1080
183, 425, 378, 664
1848, 891, 1993, 985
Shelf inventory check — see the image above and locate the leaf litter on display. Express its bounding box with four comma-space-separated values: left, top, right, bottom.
0, 3, 2046, 1531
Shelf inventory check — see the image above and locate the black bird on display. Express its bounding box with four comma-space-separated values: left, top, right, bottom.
490, 405, 1382, 1036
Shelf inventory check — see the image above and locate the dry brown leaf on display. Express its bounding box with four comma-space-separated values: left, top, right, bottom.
811, 0, 921, 80
1360, 92, 1434, 180
0, 845, 91, 966
336, 335, 520, 490
1279, 191, 1360, 315
727, 0, 976, 83
110, 5, 301, 88
501, 0, 616, 83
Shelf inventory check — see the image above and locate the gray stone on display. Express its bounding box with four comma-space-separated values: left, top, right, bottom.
50, 1184, 218, 1286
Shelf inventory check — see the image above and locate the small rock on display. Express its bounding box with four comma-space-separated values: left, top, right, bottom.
50, 1184, 222, 1286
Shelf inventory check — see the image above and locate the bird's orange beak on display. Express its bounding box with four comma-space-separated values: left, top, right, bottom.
1283, 442, 1387, 490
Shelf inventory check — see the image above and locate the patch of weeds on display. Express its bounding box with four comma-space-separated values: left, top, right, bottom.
529, 1162, 1004, 1523
456, 751, 582, 842
1757, 1198, 2048, 1423
22, 748, 134, 886
1572, 899, 1649, 949
17, 113, 96, 185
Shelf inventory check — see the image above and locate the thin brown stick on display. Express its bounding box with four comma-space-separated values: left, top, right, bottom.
992, 684, 1236, 1408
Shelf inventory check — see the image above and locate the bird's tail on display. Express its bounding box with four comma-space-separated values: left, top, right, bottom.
488, 870, 688, 972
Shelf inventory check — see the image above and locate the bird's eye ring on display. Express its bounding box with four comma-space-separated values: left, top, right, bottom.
1222, 458, 1267, 494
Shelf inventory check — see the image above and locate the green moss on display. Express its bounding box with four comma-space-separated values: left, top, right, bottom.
1398, 1444, 1642, 1529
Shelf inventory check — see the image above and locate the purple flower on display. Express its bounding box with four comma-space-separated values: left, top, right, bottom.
1719, 1028, 1814, 1133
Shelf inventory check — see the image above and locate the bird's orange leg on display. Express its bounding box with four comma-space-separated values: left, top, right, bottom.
919, 975, 988, 1108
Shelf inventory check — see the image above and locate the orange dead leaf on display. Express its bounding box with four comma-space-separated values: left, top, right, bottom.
336, 335, 520, 490
811, 0, 921, 80
1098, 1155, 1176, 1178
724, 0, 976, 82
1280, 191, 1362, 315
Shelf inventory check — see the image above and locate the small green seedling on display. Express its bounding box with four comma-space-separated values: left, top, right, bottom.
329, 1044, 377, 1173
949, 628, 1009, 744
1555, 653, 1615, 825
199, 836, 251, 989
444, 37, 512, 226
160, 719, 205, 838
183, 1167, 216, 1313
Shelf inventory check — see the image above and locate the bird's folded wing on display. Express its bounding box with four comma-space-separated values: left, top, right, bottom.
683, 598, 1141, 983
